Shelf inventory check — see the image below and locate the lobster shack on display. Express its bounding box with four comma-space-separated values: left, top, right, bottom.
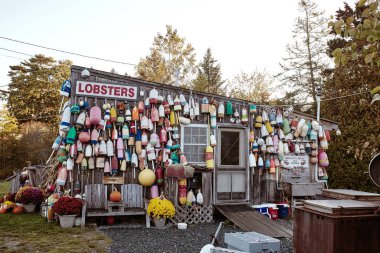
54, 65, 338, 226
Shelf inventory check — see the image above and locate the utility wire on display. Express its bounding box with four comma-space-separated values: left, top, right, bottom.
0, 36, 136, 66
0, 47, 33, 57
0, 53, 26, 60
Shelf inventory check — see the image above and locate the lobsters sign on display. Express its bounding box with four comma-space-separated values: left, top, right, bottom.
76, 81, 137, 100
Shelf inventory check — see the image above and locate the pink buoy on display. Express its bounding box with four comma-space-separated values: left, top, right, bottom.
150, 185, 159, 199
57, 164, 68, 186
318, 150, 329, 167
90, 105, 101, 125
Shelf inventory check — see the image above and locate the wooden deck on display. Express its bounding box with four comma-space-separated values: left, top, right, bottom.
215, 204, 293, 238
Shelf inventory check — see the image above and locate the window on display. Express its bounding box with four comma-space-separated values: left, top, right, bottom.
181, 124, 208, 164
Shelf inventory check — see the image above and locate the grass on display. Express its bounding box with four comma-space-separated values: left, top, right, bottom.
0, 181, 10, 196
0, 213, 111, 252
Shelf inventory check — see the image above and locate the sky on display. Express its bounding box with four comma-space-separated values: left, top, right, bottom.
0, 0, 356, 92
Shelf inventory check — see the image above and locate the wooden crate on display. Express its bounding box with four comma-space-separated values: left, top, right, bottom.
169, 205, 213, 224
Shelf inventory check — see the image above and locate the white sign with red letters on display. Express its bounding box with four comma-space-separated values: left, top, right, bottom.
76, 81, 137, 100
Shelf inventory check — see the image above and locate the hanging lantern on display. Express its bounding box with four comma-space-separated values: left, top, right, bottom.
206, 146, 214, 169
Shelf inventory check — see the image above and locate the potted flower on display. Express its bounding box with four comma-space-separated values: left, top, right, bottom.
15, 186, 44, 213
52, 196, 83, 228
147, 195, 176, 228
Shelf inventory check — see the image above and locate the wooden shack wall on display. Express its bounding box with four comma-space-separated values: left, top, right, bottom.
70, 65, 338, 205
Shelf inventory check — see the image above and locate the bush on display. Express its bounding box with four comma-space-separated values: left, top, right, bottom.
52, 196, 83, 216
147, 196, 176, 219
15, 186, 44, 204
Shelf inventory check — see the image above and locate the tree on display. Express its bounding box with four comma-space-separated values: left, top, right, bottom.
330, 0, 380, 70
0, 106, 21, 179
192, 48, 225, 95
277, 0, 329, 106
136, 25, 197, 86
322, 1, 380, 192
7, 55, 71, 125
227, 71, 273, 103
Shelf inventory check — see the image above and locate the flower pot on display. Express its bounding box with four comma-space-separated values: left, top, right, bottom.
59, 215, 76, 228
153, 216, 166, 229
23, 203, 36, 213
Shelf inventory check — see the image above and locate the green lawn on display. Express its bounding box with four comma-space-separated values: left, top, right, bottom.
0, 213, 111, 252
0, 181, 10, 196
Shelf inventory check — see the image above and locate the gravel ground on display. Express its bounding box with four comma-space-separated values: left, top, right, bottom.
99, 218, 294, 253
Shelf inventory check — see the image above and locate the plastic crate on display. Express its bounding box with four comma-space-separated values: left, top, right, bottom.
224, 232, 280, 253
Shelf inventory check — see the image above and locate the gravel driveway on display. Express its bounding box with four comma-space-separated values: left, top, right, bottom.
99, 219, 293, 253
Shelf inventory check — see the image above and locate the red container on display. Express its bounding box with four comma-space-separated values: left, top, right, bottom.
267, 204, 279, 220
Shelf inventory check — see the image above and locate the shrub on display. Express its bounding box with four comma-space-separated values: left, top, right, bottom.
52, 196, 83, 216
15, 186, 44, 204
147, 196, 175, 219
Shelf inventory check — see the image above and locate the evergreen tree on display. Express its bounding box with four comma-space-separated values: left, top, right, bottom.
192, 48, 225, 95
136, 25, 196, 86
277, 0, 329, 107
7, 55, 71, 125
323, 1, 380, 192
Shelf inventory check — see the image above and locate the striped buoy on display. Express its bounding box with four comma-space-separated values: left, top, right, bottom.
60, 106, 71, 132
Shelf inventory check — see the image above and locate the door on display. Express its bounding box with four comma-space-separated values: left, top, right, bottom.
215, 127, 249, 203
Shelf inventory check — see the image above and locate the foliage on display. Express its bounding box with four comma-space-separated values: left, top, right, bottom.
52, 196, 83, 216
0, 192, 16, 203
136, 25, 197, 86
0, 213, 111, 252
2, 200, 16, 210
7, 54, 71, 125
0, 181, 10, 197
277, 0, 329, 106
227, 70, 273, 103
329, 0, 380, 70
147, 196, 176, 218
192, 48, 225, 95
15, 186, 44, 204
322, 1, 380, 192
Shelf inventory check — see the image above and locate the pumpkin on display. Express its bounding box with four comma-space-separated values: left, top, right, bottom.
12, 206, 24, 214
0, 207, 7, 214
110, 187, 121, 202
138, 167, 156, 187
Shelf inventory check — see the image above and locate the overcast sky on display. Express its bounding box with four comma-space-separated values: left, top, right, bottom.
0, 0, 356, 91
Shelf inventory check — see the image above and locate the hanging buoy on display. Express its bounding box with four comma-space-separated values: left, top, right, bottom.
300, 124, 309, 137
170, 110, 176, 126
218, 102, 225, 121
241, 107, 248, 124
194, 102, 200, 117
311, 120, 319, 131
299, 143, 305, 154
88, 157, 95, 170
78, 130, 90, 143
262, 110, 269, 122
149, 88, 158, 104
60, 80, 71, 97
57, 163, 68, 186
201, 97, 209, 114
310, 130, 318, 141
261, 125, 269, 137
265, 121, 273, 134
90, 105, 101, 125
276, 109, 283, 126
252, 140, 259, 153
81, 157, 88, 171
269, 109, 276, 125
206, 146, 214, 169
158, 104, 165, 118
60, 106, 71, 133
174, 96, 182, 111
186, 190, 194, 206
138, 167, 156, 186
111, 156, 118, 175
269, 158, 276, 174
196, 190, 204, 205
96, 157, 105, 169
106, 139, 114, 156
249, 104, 256, 114
257, 156, 264, 169
249, 152, 256, 168
132, 105, 139, 121
210, 109, 217, 129
210, 134, 217, 147
104, 159, 111, 173
283, 118, 290, 135
76, 112, 86, 128
85, 145, 92, 157
255, 115, 263, 128
104, 109, 111, 121
110, 106, 117, 122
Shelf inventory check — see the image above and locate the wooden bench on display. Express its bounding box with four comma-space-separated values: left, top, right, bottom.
81, 184, 150, 228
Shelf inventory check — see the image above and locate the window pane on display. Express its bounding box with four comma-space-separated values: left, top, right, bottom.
220, 131, 240, 166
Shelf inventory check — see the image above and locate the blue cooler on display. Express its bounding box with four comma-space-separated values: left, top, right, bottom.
276, 203, 290, 218
252, 204, 270, 218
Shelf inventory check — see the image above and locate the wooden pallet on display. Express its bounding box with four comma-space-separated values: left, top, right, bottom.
169, 205, 213, 224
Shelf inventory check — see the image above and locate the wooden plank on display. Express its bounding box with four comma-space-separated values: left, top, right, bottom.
202, 172, 212, 206
322, 189, 380, 202
103, 176, 125, 184
304, 200, 379, 215
215, 205, 292, 238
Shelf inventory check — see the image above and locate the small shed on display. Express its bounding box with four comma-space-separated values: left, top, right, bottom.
54, 65, 338, 224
